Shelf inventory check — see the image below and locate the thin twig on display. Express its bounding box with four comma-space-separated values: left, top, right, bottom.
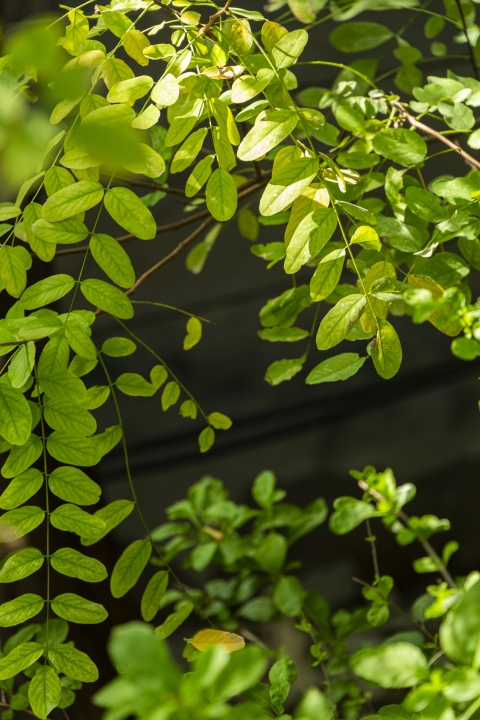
93, 217, 214, 317
454, 0, 479, 80
199, 0, 232, 35
365, 518, 380, 579
391, 100, 480, 170
106, 174, 204, 198
126, 217, 215, 298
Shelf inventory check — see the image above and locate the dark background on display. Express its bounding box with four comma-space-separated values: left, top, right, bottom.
1, 1, 480, 716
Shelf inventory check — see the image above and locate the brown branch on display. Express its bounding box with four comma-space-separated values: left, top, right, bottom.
105, 174, 202, 198
454, 0, 479, 80
126, 217, 215, 299
150, 0, 217, 41
199, 0, 232, 35
51, 175, 270, 258
94, 217, 215, 317
52, 209, 211, 257
0, 340, 28, 348
391, 100, 480, 170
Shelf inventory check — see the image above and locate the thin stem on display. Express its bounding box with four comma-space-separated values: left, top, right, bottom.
34, 361, 50, 661
131, 301, 212, 323
365, 518, 380, 579
97, 354, 213, 624
114, 318, 209, 422
454, 0, 479, 80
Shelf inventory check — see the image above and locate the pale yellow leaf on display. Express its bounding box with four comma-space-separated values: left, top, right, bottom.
191, 629, 245, 653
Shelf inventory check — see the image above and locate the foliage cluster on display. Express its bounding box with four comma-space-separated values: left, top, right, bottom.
0, 0, 480, 717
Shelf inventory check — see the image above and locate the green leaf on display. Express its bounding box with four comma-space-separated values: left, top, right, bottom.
1, 435, 43, 479
370, 319, 402, 379
42, 181, 104, 222
337, 200, 376, 226
231, 72, 275, 104
51, 548, 107, 583
184, 317, 202, 350
351, 642, 428, 688
0, 506, 45, 542
350, 225, 382, 251
0, 469, 43, 510
206, 169, 238, 221
376, 216, 423, 252
155, 602, 194, 639
65, 325, 97, 360
107, 75, 153, 103
8, 342, 35, 389
260, 158, 319, 218
48, 466, 101, 506
18, 317, 63, 341
272, 29, 308, 68
104, 187, 156, 240
0, 384, 32, 446
199, 426, 215, 453
180, 400, 197, 419
405, 186, 448, 223
0, 247, 27, 298
285, 207, 336, 273
102, 337, 136, 357
440, 579, 480, 664
0, 643, 43, 681
238, 110, 299, 162
81, 499, 134, 546
0, 547, 44, 583
0, 594, 44, 627
330, 22, 393, 52
162, 381, 180, 410
317, 295, 367, 350
258, 327, 309, 342
29, 665, 62, 720
48, 643, 99, 683
171, 128, 208, 174
273, 576, 305, 616
39, 370, 87, 403
44, 166, 75, 196
80, 279, 134, 319
310, 248, 345, 302
141, 571, 168, 622
257, 532, 287, 574
151, 73, 180, 106
0, 204, 21, 221
208, 412, 232, 430
90, 233, 135, 289
45, 398, 96, 436
111, 539, 152, 598
329, 498, 382, 535
373, 129, 427, 166
132, 104, 160, 130
185, 156, 214, 197
116, 373, 156, 396
20, 275, 75, 310
46, 431, 101, 467
122, 144, 165, 179
51, 593, 108, 624
50, 503, 105, 538
306, 353, 367, 384
265, 357, 305, 385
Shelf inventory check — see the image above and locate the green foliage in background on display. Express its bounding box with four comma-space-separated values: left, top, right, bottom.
1, 0, 480, 717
